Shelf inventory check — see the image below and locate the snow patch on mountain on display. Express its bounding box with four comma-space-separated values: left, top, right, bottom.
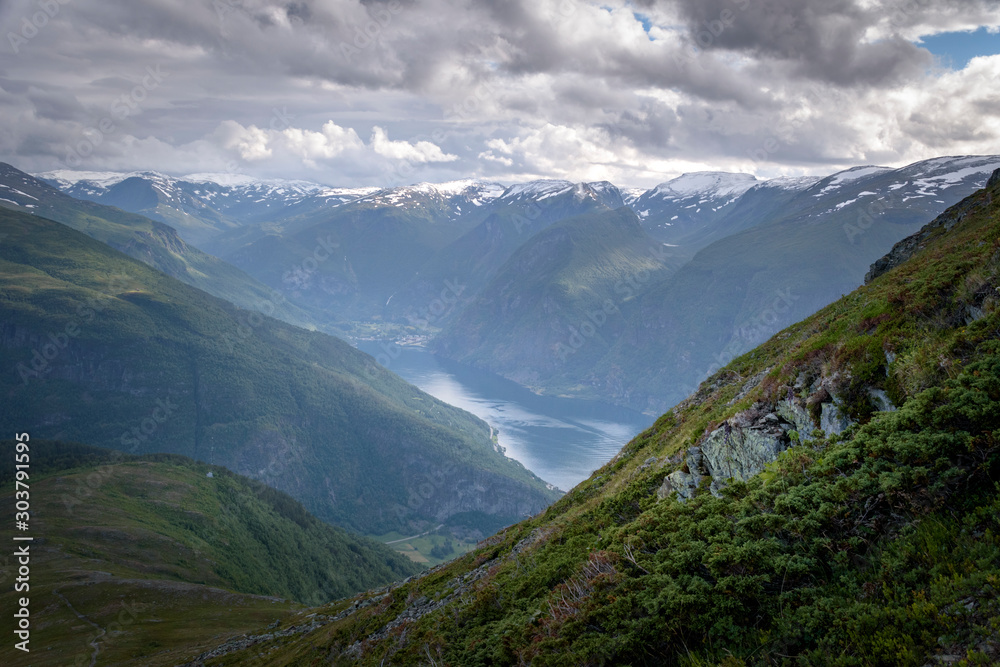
650, 172, 758, 199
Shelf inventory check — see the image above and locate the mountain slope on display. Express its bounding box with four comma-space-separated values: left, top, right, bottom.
597, 155, 1000, 414
385, 181, 627, 326
0, 441, 420, 667
190, 170, 1000, 666
432, 207, 687, 391
0, 207, 560, 534
0, 163, 314, 329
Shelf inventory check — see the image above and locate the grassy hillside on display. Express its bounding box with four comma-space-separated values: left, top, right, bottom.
189, 173, 1000, 665
0, 207, 560, 535
0, 163, 314, 329
0, 442, 421, 667
433, 207, 687, 391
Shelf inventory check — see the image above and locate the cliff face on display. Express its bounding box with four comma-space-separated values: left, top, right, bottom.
0, 207, 560, 535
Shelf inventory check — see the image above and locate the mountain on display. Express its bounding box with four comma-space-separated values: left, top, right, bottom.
209, 181, 506, 325
431, 207, 687, 392
0, 441, 419, 667
595, 154, 1000, 413
631, 171, 762, 244
187, 169, 1000, 666
0, 163, 315, 329
384, 180, 629, 326
428, 155, 1000, 415
0, 206, 560, 534
37, 169, 331, 247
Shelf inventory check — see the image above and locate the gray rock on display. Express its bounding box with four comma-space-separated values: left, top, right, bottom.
820, 402, 852, 435
700, 423, 789, 485
868, 388, 897, 412
776, 399, 814, 439
965, 305, 985, 324
657, 470, 701, 501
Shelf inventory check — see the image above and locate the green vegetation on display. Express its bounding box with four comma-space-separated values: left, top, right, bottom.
0, 207, 560, 534
0, 443, 421, 667
0, 163, 314, 328
193, 174, 1000, 665
433, 207, 686, 391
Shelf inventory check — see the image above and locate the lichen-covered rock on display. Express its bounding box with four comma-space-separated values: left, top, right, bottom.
700, 423, 790, 487
820, 402, 852, 435
657, 470, 701, 501
776, 398, 815, 439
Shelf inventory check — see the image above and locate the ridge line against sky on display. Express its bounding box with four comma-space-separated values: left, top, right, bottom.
1, 0, 999, 189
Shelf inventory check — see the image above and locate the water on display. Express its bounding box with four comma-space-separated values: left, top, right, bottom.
357, 341, 654, 492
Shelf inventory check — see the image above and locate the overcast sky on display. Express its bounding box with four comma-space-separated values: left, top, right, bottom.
2, 0, 999, 188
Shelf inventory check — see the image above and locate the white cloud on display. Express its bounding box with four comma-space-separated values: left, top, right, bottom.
370, 126, 457, 163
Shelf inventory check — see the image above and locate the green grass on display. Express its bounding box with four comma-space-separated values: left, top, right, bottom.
0, 444, 426, 667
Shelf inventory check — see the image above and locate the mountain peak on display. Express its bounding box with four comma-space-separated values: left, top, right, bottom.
651, 172, 758, 199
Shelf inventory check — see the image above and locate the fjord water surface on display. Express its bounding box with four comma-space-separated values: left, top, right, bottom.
357, 341, 653, 492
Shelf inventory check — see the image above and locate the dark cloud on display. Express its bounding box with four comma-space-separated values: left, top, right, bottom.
670, 0, 933, 85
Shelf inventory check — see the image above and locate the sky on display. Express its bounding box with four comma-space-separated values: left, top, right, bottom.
1, 0, 999, 189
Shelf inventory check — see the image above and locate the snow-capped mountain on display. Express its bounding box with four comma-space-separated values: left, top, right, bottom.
629, 172, 760, 243
35, 156, 1000, 255
795, 156, 1000, 227
497, 180, 626, 210
352, 180, 506, 219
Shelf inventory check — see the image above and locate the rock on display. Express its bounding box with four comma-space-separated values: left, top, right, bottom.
965, 305, 985, 324
699, 423, 789, 486
820, 402, 852, 435
657, 470, 701, 501
868, 388, 897, 412
776, 398, 815, 440
638, 456, 658, 471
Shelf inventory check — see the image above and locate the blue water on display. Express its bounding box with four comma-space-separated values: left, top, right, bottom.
356, 341, 653, 492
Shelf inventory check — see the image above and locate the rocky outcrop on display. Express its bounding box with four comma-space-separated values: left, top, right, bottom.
659, 405, 794, 500
866, 168, 999, 284
659, 378, 893, 502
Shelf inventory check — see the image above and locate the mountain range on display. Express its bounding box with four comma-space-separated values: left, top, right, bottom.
0, 203, 559, 537
35, 156, 1000, 416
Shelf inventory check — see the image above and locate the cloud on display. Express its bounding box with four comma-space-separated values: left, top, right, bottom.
0, 0, 998, 186
370, 126, 457, 163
